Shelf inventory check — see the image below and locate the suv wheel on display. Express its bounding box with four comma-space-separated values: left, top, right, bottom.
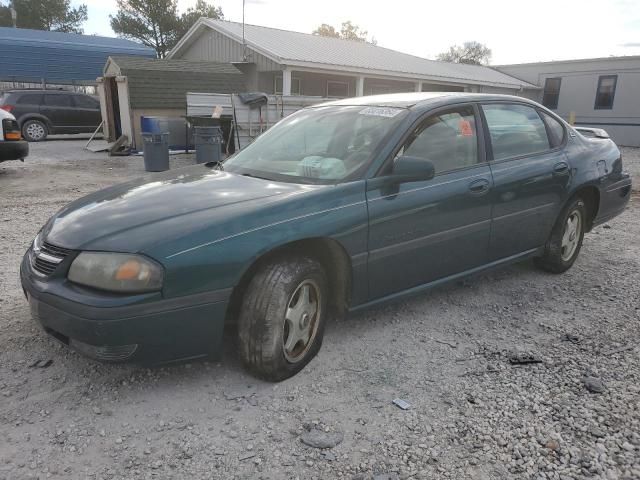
22, 120, 48, 142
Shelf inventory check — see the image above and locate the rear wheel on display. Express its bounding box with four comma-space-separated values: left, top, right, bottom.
22, 120, 48, 142
534, 197, 586, 273
237, 255, 328, 381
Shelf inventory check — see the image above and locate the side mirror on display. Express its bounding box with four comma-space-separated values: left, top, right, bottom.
392, 155, 435, 182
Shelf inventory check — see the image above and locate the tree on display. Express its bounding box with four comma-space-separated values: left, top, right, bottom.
436, 41, 491, 65
110, 0, 222, 58
0, 0, 88, 33
176, 0, 223, 41
312, 23, 340, 38
110, 0, 180, 58
313, 20, 376, 44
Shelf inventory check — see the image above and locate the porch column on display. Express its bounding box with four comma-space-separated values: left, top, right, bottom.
355, 76, 365, 96
415, 81, 423, 92
282, 68, 292, 96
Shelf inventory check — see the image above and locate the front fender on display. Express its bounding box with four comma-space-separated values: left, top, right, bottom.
155, 181, 369, 298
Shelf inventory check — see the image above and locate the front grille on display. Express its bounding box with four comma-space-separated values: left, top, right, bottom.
34, 256, 58, 275
32, 241, 72, 276
41, 241, 72, 258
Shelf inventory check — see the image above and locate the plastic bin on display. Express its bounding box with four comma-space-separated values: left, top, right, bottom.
193, 126, 223, 164
142, 132, 170, 172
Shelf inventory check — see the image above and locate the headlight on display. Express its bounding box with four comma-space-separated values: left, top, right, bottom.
68, 252, 163, 293
32, 232, 43, 252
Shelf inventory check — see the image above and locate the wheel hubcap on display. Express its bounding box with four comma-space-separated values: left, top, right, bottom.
26, 123, 45, 140
283, 280, 321, 363
561, 210, 582, 261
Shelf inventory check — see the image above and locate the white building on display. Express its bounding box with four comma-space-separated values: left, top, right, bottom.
496, 56, 640, 147
168, 19, 536, 98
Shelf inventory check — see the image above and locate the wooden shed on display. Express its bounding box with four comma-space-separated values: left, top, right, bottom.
97, 56, 245, 150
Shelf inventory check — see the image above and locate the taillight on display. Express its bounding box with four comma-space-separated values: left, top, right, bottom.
0, 105, 14, 113
2, 119, 21, 140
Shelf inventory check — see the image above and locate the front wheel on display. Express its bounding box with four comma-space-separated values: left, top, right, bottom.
534, 197, 587, 273
237, 255, 328, 381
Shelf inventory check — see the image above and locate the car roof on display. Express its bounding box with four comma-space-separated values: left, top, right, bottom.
318, 92, 539, 110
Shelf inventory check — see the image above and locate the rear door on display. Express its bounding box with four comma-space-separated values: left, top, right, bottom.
481, 102, 571, 260
41, 93, 75, 130
366, 104, 493, 300
71, 94, 101, 131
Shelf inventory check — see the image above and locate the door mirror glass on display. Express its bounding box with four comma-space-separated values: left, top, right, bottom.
392, 155, 435, 182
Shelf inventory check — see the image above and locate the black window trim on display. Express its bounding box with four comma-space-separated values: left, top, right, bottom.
537, 108, 566, 148
479, 101, 566, 165
374, 102, 488, 179
542, 77, 561, 110
594, 74, 617, 110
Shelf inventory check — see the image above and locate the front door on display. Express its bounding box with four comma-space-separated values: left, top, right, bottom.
71, 94, 102, 131
366, 104, 493, 300
480, 103, 571, 260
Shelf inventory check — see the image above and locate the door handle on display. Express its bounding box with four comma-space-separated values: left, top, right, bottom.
468, 178, 490, 195
553, 162, 570, 175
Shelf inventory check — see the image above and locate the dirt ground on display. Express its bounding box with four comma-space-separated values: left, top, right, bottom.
0, 142, 639, 480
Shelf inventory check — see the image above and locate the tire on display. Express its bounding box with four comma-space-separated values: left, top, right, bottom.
534, 197, 587, 273
237, 255, 328, 381
22, 119, 48, 142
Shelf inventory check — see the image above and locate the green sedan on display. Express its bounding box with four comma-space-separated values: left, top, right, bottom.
21, 93, 632, 380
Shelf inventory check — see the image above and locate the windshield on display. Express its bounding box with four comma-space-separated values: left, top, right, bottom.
223, 105, 408, 184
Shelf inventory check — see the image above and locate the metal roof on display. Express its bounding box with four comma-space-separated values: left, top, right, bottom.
107, 56, 245, 109
0, 27, 155, 84
175, 20, 537, 90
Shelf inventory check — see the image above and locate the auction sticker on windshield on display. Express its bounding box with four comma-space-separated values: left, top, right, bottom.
359, 106, 404, 118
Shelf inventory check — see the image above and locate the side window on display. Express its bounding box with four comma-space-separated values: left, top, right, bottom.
73, 95, 99, 109
482, 103, 550, 161
539, 111, 565, 148
44, 94, 72, 107
17, 94, 43, 105
594, 75, 617, 110
542, 77, 561, 109
396, 105, 478, 175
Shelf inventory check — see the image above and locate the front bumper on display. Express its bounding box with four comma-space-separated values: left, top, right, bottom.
0, 140, 28, 162
20, 252, 231, 364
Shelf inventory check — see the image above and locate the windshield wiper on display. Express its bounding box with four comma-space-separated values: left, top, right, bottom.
242, 173, 271, 180
204, 161, 224, 170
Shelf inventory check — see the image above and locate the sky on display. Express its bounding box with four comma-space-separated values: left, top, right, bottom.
81, 0, 640, 64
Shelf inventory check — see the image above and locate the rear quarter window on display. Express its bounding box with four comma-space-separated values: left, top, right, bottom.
539, 111, 565, 148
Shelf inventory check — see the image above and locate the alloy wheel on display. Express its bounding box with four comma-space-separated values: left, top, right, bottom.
283, 279, 321, 363
26, 122, 46, 141
561, 210, 582, 261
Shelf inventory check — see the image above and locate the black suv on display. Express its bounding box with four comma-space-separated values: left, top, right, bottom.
0, 90, 101, 142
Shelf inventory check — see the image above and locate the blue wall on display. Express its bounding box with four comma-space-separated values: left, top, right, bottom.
0, 27, 155, 84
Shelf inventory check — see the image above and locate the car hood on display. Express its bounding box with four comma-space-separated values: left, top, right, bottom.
43, 166, 310, 251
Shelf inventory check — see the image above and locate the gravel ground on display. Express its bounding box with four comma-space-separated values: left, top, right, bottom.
1, 142, 639, 480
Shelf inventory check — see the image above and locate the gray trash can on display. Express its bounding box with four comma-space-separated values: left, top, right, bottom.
193, 126, 223, 164
142, 132, 170, 172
